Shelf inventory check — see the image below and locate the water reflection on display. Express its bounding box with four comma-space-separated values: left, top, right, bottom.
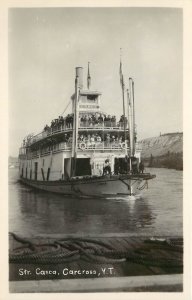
15, 188, 153, 235
9, 168, 182, 237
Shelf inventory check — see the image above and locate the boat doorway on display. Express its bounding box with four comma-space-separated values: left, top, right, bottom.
76, 158, 91, 176
114, 157, 129, 174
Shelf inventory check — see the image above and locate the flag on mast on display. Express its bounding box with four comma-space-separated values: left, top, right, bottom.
119, 59, 124, 88
119, 48, 124, 89
87, 62, 91, 89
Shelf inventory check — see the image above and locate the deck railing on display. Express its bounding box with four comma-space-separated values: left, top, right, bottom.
78, 141, 126, 150
21, 141, 142, 160
79, 121, 126, 129
26, 141, 130, 159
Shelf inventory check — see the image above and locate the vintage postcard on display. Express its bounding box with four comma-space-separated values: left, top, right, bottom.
0, 0, 191, 299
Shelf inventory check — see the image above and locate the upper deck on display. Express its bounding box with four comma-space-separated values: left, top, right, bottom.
18, 115, 138, 159
25, 119, 128, 147
19, 65, 138, 159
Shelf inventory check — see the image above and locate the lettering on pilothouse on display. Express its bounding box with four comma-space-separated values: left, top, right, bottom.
79, 105, 100, 109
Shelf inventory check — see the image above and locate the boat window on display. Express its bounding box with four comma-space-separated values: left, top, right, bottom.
87, 95, 98, 103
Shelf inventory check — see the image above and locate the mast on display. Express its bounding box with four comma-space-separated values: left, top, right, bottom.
132, 79, 136, 155
127, 87, 134, 195
129, 77, 135, 157
127, 88, 133, 173
71, 67, 81, 177
119, 49, 127, 156
122, 84, 127, 153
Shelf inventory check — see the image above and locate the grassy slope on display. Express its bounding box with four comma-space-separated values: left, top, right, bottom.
138, 133, 183, 170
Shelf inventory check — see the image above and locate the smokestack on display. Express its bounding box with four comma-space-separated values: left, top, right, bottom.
75, 67, 83, 89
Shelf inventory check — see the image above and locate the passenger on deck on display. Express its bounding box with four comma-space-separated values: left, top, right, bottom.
103, 159, 111, 176
96, 135, 102, 142
64, 133, 68, 142
111, 115, 116, 126
44, 125, 49, 131
139, 161, 144, 174
132, 157, 138, 174
90, 135, 95, 146
98, 114, 104, 123
58, 116, 64, 126
65, 114, 74, 128
119, 115, 128, 127
111, 135, 116, 143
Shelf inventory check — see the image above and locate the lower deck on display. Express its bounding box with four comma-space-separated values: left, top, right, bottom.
19, 150, 141, 182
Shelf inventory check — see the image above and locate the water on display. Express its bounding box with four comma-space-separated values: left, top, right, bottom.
9, 168, 183, 237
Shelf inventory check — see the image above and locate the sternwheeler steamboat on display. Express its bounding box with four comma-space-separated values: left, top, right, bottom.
18, 62, 155, 198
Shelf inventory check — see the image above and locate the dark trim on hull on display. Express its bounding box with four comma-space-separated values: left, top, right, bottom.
19, 173, 155, 198
20, 173, 155, 186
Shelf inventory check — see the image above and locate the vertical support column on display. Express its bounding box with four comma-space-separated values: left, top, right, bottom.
62, 153, 65, 180
71, 67, 81, 177
131, 79, 136, 156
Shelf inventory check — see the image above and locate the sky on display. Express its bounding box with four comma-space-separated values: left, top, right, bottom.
9, 7, 182, 157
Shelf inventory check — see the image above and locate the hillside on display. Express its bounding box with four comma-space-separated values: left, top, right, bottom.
138, 132, 183, 170
138, 132, 183, 158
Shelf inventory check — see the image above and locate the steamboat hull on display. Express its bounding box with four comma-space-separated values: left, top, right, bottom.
20, 174, 155, 198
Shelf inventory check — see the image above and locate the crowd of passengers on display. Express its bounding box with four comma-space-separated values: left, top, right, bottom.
43, 113, 128, 132
80, 113, 118, 126
78, 133, 129, 144
44, 114, 73, 132
56, 132, 130, 145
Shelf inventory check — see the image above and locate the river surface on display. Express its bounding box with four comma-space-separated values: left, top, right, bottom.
9, 168, 183, 237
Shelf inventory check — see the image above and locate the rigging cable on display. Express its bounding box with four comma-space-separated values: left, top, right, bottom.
60, 100, 71, 116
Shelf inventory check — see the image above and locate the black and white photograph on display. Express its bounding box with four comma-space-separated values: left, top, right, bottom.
3, 1, 191, 297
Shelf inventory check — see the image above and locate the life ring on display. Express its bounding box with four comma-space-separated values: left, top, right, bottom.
120, 142, 126, 149
79, 142, 86, 150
